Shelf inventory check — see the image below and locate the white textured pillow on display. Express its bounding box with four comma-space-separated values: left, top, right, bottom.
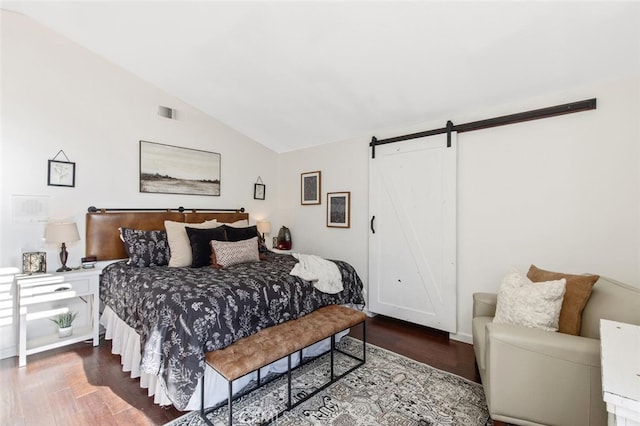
210, 237, 259, 268
493, 268, 566, 331
165, 219, 219, 267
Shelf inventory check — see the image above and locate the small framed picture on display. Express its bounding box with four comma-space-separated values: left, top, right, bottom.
301, 171, 321, 205
48, 160, 76, 187
254, 183, 266, 200
22, 252, 46, 274
327, 191, 350, 228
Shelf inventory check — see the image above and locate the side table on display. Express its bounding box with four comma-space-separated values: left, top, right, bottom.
17, 268, 101, 367
600, 319, 640, 426
270, 248, 292, 254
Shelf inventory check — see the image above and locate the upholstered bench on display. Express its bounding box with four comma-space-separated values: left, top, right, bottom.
200, 304, 367, 425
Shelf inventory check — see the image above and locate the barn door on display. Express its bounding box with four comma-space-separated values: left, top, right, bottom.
368, 133, 457, 333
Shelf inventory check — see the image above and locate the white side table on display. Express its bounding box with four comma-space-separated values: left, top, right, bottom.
17, 268, 101, 367
600, 319, 640, 426
270, 248, 292, 254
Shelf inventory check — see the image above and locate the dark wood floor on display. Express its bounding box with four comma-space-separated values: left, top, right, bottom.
0, 315, 480, 425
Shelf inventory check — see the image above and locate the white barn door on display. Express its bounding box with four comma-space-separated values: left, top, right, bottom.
368, 133, 457, 333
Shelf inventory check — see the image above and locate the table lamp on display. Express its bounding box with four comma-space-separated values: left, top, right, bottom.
256, 221, 271, 240
45, 222, 80, 272
257, 221, 271, 250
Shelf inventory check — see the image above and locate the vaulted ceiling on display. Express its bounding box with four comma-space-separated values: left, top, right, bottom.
3, 1, 639, 153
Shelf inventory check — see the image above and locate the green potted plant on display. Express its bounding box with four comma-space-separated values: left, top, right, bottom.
50, 311, 77, 338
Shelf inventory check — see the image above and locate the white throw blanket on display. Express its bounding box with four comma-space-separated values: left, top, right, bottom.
290, 253, 344, 294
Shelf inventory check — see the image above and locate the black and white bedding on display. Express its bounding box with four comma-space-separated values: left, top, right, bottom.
100, 251, 365, 410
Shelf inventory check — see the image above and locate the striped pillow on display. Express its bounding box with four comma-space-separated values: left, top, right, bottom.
210, 237, 260, 268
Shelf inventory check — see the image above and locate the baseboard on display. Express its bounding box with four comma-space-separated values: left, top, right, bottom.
361, 310, 474, 345
0, 345, 17, 360
450, 331, 473, 345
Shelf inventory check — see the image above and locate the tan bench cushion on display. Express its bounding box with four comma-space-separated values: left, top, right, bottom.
205, 305, 366, 381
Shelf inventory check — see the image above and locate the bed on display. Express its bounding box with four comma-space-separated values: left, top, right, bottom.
86, 208, 365, 411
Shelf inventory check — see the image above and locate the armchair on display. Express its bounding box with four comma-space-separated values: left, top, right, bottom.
472, 275, 640, 426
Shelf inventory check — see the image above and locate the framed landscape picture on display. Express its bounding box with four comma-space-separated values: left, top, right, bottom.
327, 191, 350, 228
139, 140, 221, 196
301, 171, 321, 205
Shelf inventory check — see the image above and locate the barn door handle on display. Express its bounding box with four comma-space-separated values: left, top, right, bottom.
370, 216, 375, 234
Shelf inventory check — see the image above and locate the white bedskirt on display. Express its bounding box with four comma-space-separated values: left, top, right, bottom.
100, 306, 344, 411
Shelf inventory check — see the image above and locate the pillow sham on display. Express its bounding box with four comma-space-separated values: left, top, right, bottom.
165, 219, 219, 267
223, 224, 269, 253
210, 237, 260, 268
222, 219, 250, 228
120, 228, 170, 267
527, 265, 600, 335
224, 225, 259, 242
186, 226, 228, 268
493, 268, 566, 332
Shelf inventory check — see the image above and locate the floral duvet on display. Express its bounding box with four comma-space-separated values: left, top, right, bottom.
99, 252, 365, 409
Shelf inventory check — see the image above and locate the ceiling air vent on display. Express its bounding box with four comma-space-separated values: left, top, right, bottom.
158, 105, 175, 119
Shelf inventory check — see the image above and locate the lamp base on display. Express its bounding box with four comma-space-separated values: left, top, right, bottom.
58, 243, 71, 273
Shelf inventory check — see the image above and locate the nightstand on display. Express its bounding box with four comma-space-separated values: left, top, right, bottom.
17, 268, 101, 367
601, 319, 640, 426
270, 248, 292, 254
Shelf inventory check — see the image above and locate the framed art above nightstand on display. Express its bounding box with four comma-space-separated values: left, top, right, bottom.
48, 159, 76, 187
254, 183, 265, 200
301, 171, 321, 205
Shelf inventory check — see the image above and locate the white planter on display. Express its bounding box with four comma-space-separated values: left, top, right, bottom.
58, 326, 73, 338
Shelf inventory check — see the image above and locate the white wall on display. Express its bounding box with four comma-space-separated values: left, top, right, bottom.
0, 11, 279, 357
454, 77, 639, 341
279, 76, 640, 343
277, 138, 369, 299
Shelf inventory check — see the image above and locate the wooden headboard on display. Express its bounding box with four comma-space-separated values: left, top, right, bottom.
85, 207, 249, 261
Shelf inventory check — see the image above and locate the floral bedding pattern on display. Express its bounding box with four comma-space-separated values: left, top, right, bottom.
99, 252, 365, 410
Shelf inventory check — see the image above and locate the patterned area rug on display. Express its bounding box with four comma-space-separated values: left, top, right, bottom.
166, 337, 491, 426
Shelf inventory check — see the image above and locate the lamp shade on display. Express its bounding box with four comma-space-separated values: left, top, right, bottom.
257, 221, 271, 235
45, 222, 80, 244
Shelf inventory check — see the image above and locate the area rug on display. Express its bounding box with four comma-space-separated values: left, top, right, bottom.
165, 337, 491, 426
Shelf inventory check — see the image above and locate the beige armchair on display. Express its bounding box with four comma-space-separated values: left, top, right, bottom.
472, 276, 640, 426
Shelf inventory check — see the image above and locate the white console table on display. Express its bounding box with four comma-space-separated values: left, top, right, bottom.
600, 319, 640, 426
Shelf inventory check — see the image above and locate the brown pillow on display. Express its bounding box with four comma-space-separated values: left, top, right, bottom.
527, 265, 599, 335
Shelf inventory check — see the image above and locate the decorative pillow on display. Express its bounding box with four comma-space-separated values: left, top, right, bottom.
224, 225, 259, 242
165, 219, 219, 267
209, 237, 260, 268
222, 219, 250, 228
120, 228, 170, 267
223, 224, 269, 253
186, 226, 228, 268
527, 265, 600, 335
493, 268, 566, 331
